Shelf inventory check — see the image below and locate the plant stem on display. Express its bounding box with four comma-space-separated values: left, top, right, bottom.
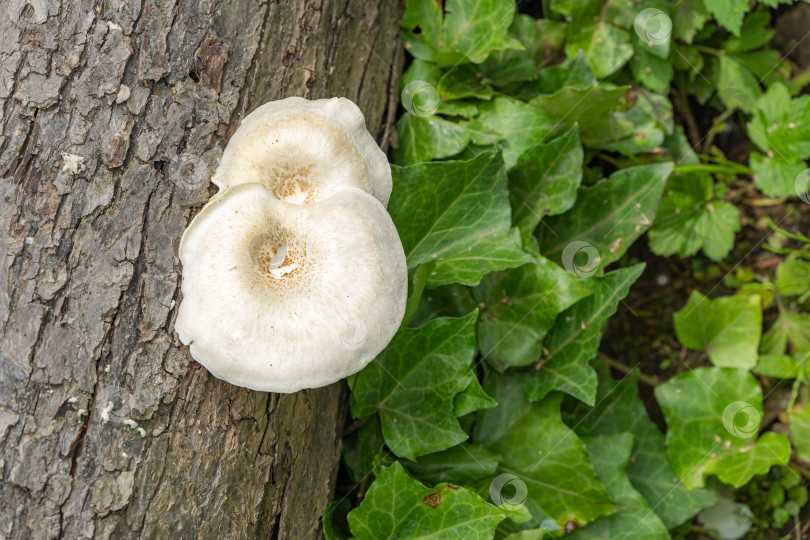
598, 353, 661, 386
702, 108, 735, 154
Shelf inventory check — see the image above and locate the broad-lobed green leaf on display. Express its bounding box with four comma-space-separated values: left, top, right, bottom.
352, 311, 486, 460
474, 255, 591, 371
566, 434, 669, 540
389, 151, 533, 287
509, 125, 583, 245
466, 97, 558, 169
538, 163, 673, 271
395, 113, 471, 166
524, 264, 645, 405
574, 371, 717, 528
475, 372, 616, 528
655, 367, 790, 489
347, 462, 505, 539
649, 172, 741, 261
674, 291, 762, 369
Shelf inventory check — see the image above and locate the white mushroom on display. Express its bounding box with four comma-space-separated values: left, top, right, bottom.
212, 97, 393, 206
175, 182, 407, 393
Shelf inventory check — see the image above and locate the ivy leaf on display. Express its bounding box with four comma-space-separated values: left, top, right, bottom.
389, 151, 532, 288
528, 53, 628, 134
702, 0, 751, 36
716, 55, 761, 113
455, 371, 499, 417
574, 371, 717, 528
538, 163, 673, 269
655, 367, 790, 489
351, 311, 482, 460
474, 256, 591, 371
509, 125, 583, 245
750, 153, 807, 198
749, 83, 810, 163
400, 0, 444, 61
395, 113, 470, 166
439, 0, 523, 66
525, 264, 645, 405
475, 371, 616, 528
343, 416, 387, 483
347, 462, 505, 539
400, 0, 522, 66
649, 173, 741, 261
760, 311, 810, 356
466, 97, 557, 169
754, 353, 809, 379
790, 405, 810, 463
551, 0, 633, 78
566, 434, 669, 540
674, 291, 762, 369
404, 443, 501, 486
592, 91, 672, 153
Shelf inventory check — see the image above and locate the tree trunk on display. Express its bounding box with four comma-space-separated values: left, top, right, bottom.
0, 0, 403, 538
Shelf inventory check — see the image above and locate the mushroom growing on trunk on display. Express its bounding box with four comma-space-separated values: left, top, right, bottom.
175, 98, 407, 393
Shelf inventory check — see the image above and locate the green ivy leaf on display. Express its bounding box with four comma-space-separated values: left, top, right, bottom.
790, 405, 810, 463
655, 367, 790, 489
474, 256, 591, 371
475, 371, 616, 528
389, 151, 533, 287
403, 443, 501, 486
753, 353, 809, 379
347, 462, 505, 539
351, 311, 483, 460
716, 55, 761, 113
750, 153, 807, 198
749, 83, 810, 163
400, 0, 522, 66
776, 254, 810, 297
566, 434, 669, 540
574, 371, 717, 528
649, 173, 741, 261
761, 311, 810, 356
509, 125, 583, 245
702, 0, 751, 36
395, 113, 471, 166
466, 97, 557, 169
674, 291, 762, 369
343, 416, 387, 483
538, 163, 673, 269
528, 53, 628, 134
455, 371, 499, 416
439, 0, 523, 66
525, 264, 644, 405
551, 0, 633, 78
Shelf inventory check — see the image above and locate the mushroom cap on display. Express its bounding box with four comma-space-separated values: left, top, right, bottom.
212, 97, 393, 207
175, 182, 407, 393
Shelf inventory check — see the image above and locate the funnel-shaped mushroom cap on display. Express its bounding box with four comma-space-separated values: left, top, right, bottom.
175, 182, 407, 393
212, 97, 393, 207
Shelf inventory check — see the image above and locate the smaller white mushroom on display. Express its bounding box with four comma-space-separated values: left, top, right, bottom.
211, 97, 393, 206
175, 182, 406, 393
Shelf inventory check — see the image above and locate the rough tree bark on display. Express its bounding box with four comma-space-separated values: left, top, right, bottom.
0, 0, 403, 538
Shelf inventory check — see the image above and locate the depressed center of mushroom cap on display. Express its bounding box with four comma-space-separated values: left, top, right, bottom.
212, 97, 393, 207
175, 182, 408, 392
